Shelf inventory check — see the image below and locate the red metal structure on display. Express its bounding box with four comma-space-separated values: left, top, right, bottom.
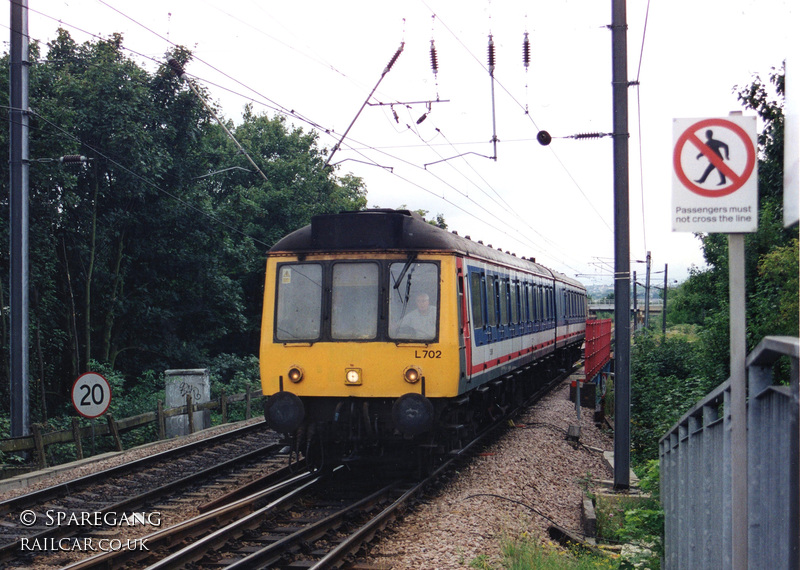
585, 319, 612, 383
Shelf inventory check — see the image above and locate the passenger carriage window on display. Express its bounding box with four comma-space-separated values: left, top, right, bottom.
487, 277, 498, 326
388, 262, 439, 341
521, 283, 526, 323
332, 263, 379, 340
537, 286, 544, 322
275, 264, 323, 341
545, 286, 551, 321
469, 272, 485, 329
499, 279, 509, 325
510, 282, 519, 324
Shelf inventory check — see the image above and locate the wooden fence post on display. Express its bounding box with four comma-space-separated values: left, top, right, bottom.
157, 400, 165, 440
106, 414, 123, 451
187, 394, 194, 434
221, 389, 228, 424
246, 386, 252, 419
72, 418, 84, 460
32, 424, 47, 469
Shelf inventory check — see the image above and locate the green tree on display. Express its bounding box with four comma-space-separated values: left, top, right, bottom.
0, 31, 367, 425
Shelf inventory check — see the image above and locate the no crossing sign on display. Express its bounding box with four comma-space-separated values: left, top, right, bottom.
672, 116, 758, 233
71, 372, 112, 418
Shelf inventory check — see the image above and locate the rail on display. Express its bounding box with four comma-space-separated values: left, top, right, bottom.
659, 335, 799, 569
0, 385, 264, 472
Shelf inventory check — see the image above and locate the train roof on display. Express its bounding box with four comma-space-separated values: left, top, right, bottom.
269, 209, 584, 289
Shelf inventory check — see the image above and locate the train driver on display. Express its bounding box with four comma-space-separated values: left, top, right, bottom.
396, 293, 437, 339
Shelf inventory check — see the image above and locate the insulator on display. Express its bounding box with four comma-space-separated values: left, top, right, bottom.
385, 42, 404, 73
59, 155, 87, 164
523, 33, 531, 68
572, 132, 608, 139
416, 113, 428, 124
167, 58, 185, 78
430, 41, 439, 75
487, 35, 495, 70
536, 131, 552, 146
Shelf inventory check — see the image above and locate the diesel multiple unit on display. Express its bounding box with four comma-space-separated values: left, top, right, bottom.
260, 209, 586, 461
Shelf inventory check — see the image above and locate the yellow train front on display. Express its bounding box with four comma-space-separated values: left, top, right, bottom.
260, 209, 586, 460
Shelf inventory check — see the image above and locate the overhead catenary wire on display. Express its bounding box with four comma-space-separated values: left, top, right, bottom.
421, 3, 613, 236
324, 42, 405, 167
6, 10, 523, 282
633, 0, 653, 256
167, 58, 271, 186
25, 1, 601, 275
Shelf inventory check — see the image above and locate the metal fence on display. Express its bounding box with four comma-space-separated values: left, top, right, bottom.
659, 336, 799, 569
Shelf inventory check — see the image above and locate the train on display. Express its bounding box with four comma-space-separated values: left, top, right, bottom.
260, 209, 587, 463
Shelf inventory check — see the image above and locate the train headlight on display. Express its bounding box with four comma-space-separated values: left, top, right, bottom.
403, 365, 422, 384
345, 368, 362, 385
287, 366, 304, 383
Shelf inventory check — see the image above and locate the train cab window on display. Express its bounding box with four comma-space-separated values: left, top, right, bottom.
332, 263, 379, 340
469, 272, 485, 329
388, 262, 439, 341
275, 264, 323, 341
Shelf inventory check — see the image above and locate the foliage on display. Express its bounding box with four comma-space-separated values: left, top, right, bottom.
630, 332, 711, 463
749, 238, 799, 341
469, 535, 619, 569
595, 473, 662, 570
665, 266, 721, 327
208, 353, 261, 423
0, 31, 366, 431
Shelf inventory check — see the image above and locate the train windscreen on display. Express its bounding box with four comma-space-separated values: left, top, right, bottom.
388, 262, 439, 341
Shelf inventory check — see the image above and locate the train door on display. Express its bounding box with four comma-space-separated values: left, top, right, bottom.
466, 266, 490, 379
457, 260, 468, 388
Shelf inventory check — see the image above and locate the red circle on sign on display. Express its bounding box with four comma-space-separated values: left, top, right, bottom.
673, 118, 756, 198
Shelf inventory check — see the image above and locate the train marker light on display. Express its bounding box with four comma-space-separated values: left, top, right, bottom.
345, 368, 362, 385
287, 366, 304, 383
403, 366, 422, 384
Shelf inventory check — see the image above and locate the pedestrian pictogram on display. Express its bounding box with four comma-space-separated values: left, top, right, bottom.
694, 129, 730, 185
672, 116, 758, 233
673, 118, 756, 198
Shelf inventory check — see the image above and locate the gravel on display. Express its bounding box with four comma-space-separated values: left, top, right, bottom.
362, 379, 614, 569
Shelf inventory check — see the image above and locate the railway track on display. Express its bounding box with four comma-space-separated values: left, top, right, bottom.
0, 422, 289, 568
54, 362, 577, 569
0, 361, 577, 569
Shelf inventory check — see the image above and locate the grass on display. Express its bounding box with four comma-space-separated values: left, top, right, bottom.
469, 536, 621, 569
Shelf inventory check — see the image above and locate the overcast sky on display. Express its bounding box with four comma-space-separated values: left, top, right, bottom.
4, 0, 794, 285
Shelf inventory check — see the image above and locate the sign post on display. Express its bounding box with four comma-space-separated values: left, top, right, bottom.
672, 115, 757, 570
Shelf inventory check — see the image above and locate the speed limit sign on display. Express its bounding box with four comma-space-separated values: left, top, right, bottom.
71, 372, 112, 418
